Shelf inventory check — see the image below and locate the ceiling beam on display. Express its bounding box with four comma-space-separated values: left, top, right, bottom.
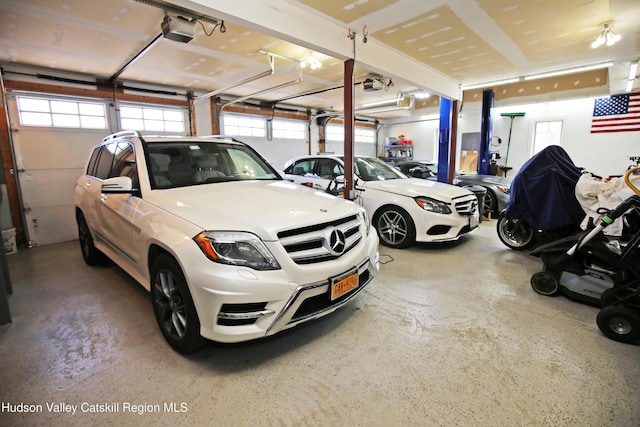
165, 0, 460, 100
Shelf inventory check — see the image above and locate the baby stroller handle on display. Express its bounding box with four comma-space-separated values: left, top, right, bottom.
625, 165, 640, 195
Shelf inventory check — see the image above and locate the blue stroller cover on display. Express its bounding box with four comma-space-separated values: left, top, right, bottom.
504, 145, 585, 230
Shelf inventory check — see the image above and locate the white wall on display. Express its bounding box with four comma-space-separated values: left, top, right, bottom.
382, 97, 638, 178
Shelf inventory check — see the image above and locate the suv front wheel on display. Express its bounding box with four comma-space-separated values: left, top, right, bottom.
151, 254, 205, 354
76, 212, 106, 265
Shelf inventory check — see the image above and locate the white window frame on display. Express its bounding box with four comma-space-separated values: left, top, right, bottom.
222, 113, 266, 138
532, 120, 563, 155
271, 117, 307, 140
326, 123, 375, 143
16, 95, 107, 129
118, 102, 187, 134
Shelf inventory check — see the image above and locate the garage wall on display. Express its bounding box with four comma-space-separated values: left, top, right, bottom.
382, 97, 638, 178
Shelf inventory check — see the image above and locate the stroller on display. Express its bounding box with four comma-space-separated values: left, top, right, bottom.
529, 167, 640, 344
496, 146, 585, 250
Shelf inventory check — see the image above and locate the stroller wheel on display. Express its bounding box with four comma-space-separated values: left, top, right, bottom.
596, 305, 640, 344
531, 272, 560, 296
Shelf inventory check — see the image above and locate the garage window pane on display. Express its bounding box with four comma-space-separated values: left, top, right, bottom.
52, 114, 80, 127
50, 100, 78, 114
18, 97, 49, 112
326, 124, 344, 142
80, 115, 107, 129
222, 114, 265, 137
20, 112, 52, 126
272, 119, 306, 140
121, 118, 144, 129
143, 108, 164, 120
120, 106, 143, 119
119, 104, 185, 133
16, 96, 107, 129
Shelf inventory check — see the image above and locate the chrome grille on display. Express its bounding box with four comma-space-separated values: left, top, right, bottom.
278, 215, 362, 264
454, 195, 478, 216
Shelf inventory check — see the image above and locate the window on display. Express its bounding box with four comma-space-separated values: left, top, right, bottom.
119, 104, 185, 133
326, 124, 375, 143
533, 120, 563, 155
271, 119, 306, 140
285, 159, 316, 176
17, 96, 107, 129
222, 114, 265, 137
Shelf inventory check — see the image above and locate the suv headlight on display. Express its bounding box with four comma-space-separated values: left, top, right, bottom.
359, 208, 371, 235
194, 231, 280, 271
415, 197, 452, 214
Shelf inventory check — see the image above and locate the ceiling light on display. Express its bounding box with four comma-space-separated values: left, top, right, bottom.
591, 23, 621, 49
300, 52, 322, 70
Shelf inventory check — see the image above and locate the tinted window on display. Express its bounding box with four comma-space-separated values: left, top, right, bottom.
94, 144, 116, 179
86, 147, 101, 176
109, 142, 135, 178
146, 141, 280, 189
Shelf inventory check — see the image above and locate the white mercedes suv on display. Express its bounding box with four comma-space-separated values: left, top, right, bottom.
74, 131, 379, 353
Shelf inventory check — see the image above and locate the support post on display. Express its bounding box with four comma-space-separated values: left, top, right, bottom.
437, 97, 452, 183
478, 89, 494, 175
343, 58, 355, 200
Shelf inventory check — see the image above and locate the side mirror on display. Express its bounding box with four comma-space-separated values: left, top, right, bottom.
354, 177, 365, 191
102, 176, 134, 194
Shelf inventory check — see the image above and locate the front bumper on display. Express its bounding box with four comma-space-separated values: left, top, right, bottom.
178, 232, 380, 344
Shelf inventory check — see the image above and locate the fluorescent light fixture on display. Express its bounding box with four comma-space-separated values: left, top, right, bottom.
361, 98, 398, 108
524, 62, 613, 80
461, 78, 520, 90
627, 61, 639, 92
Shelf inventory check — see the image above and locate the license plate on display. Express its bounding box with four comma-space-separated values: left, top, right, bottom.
330, 272, 359, 300
470, 214, 479, 229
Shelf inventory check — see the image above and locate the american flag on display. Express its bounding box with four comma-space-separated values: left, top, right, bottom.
591, 92, 640, 133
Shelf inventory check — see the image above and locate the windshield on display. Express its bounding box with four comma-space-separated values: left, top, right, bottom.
354, 157, 407, 181
145, 141, 281, 189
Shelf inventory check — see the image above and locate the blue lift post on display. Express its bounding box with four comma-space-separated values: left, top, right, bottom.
437, 97, 452, 183
478, 89, 494, 175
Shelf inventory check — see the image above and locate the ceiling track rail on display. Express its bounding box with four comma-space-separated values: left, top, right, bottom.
195, 56, 276, 104
220, 59, 303, 110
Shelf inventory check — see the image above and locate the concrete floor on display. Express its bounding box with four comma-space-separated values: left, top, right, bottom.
0, 221, 639, 426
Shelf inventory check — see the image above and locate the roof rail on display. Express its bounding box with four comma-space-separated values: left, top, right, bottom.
101, 130, 143, 143
204, 135, 243, 143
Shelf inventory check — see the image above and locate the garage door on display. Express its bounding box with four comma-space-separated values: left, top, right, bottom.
6, 93, 110, 246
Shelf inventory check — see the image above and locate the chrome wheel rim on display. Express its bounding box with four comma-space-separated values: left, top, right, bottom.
499, 218, 533, 247
154, 270, 187, 339
378, 211, 408, 246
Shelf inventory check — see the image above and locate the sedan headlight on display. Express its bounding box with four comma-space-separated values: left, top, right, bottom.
194, 231, 280, 271
415, 197, 452, 214
497, 185, 510, 195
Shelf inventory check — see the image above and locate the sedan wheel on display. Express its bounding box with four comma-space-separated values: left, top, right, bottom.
151, 254, 205, 354
375, 207, 416, 249
483, 191, 497, 217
